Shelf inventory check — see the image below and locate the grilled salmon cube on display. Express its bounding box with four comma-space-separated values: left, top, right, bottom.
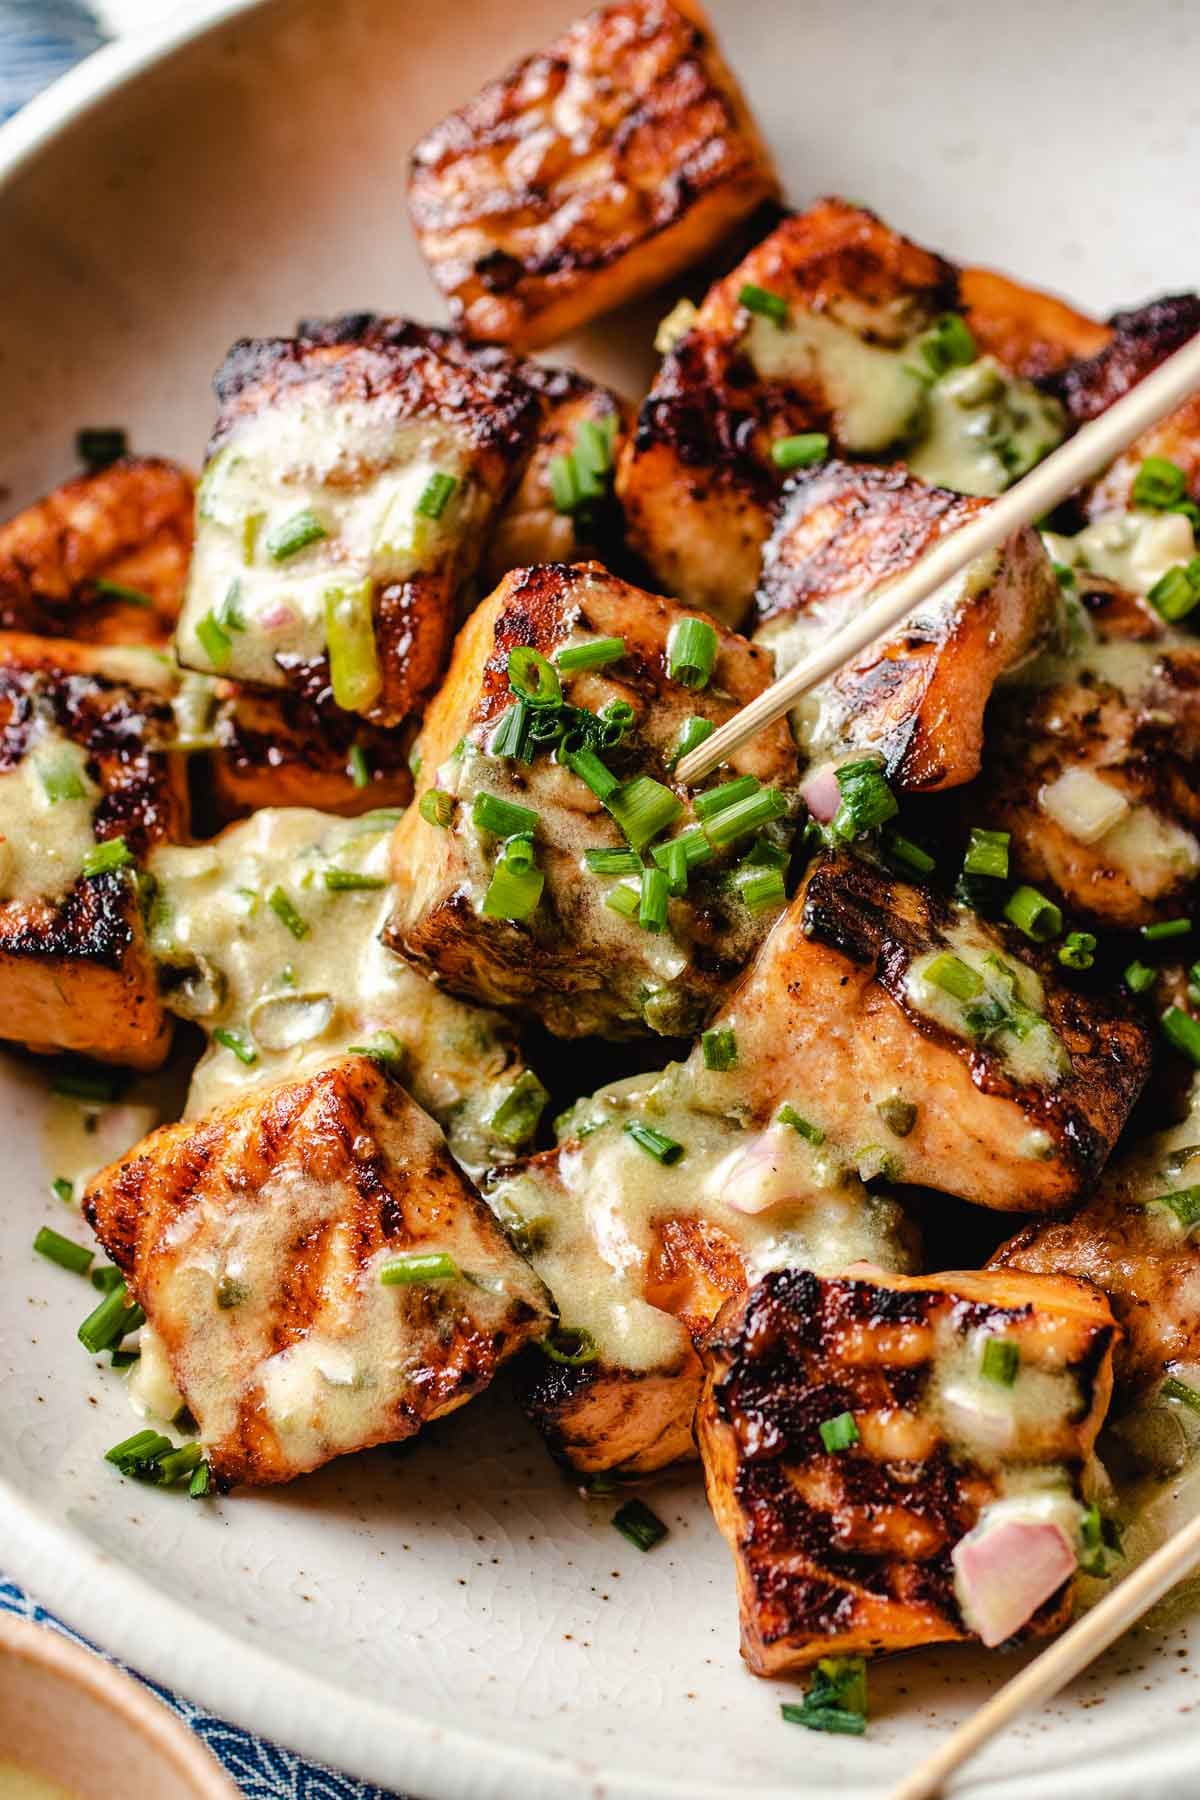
959, 266, 1110, 381
753, 460, 1059, 791
971, 570, 1200, 930
0, 456, 194, 647
697, 1266, 1116, 1675
407, 0, 777, 350
717, 850, 1151, 1213
148, 805, 548, 1176
83, 1057, 553, 1487
0, 634, 188, 1068
491, 1060, 919, 1476
175, 331, 541, 725
992, 1080, 1200, 1406
616, 199, 1068, 626
385, 560, 799, 1040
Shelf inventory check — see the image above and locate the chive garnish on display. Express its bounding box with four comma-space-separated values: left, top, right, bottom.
212, 1027, 257, 1065
489, 1071, 550, 1148
1163, 1373, 1200, 1412
781, 1657, 868, 1736
651, 826, 714, 875
266, 507, 327, 561
38, 758, 87, 804
105, 1429, 162, 1466
604, 882, 640, 921
915, 312, 977, 377
925, 952, 984, 1001
613, 1498, 668, 1552
324, 578, 381, 712
562, 743, 618, 801
507, 646, 562, 708
1142, 917, 1192, 942
597, 698, 635, 746
1148, 562, 1200, 623
555, 637, 626, 673
962, 827, 1010, 881
736, 866, 786, 913
51, 1177, 74, 1205
738, 282, 789, 326
491, 698, 532, 762
886, 832, 935, 876
267, 886, 309, 939
624, 1120, 684, 1164
481, 834, 544, 921
81, 837, 133, 879
189, 1462, 213, 1499
91, 1265, 124, 1292
420, 788, 453, 828
538, 1326, 600, 1366
416, 472, 457, 520
693, 775, 759, 822
661, 837, 689, 897
1132, 455, 1190, 511
1059, 931, 1097, 970
818, 1412, 860, 1454
1150, 1187, 1200, 1229
981, 1337, 1019, 1386
380, 1252, 460, 1285
1003, 884, 1063, 943
347, 1031, 406, 1069
472, 791, 539, 837
701, 1027, 738, 1072
196, 612, 233, 670
638, 866, 669, 934
771, 432, 829, 471
702, 788, 787, 848
606, 776, 683, 851
831, 758, 897, 840
1163, 1007, 1200, 1066
323, 869, 387, 891
667, 715, 714, 767
33, 1226, 93, 1274
347, 744, 371, 790
548, 454, 579, 513
1125, 960, 1156, 995
584, 847, 642, 875
667, 617, 718, 691
79, 1282, 144, 1354
778, 1104, 824, 1144
77, 427, 127, 470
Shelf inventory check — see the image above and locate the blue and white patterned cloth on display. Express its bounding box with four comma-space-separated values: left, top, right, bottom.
0, 9, 406, 1793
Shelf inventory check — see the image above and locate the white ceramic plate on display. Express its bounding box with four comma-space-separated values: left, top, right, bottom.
2, 3, 1198, 1795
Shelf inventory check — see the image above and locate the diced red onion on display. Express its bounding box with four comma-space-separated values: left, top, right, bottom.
801, 762, 840, 823
952, 1519, 1076, 1647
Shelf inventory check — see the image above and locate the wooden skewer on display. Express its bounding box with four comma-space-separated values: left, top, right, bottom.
675, 332, 1200, 786
889, 1510, 1200, 1800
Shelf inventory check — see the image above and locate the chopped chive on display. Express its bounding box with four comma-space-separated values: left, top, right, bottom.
79, 1283, 144, 1354
220, 579, 246, 633
651, 826, 714, 875
489, 1071, 550, 1148
51, 1177, 74, 1205
613, 1497, 668, 1552
266, 507, 326, 561
740, 835, 789, 871
703, 787, 787, 847
562, 743, 618, 801
667, 616, 718, 691
1052, 561, 1077, 591
916, 312, 977, 377
491, 698, 533, 762
196, 611, 233, 670
1142, 917, 1192, 942
1003, 884, 1063, 943
538, 1326, 600, 1366
155, 1444, 204, 1486
324, 578, 381, 712
624, 1121, 684, 1164
886, 832, 935, 876
736, 865, 787, 913
877, 1095, 917, 1138
91, 1265, 124, 1292
52, 1067, 123, 1103
420, 788, 454, 827
781, 1657, 868, 1737
212, 1027, 257, 1065
189, 1462, 212, 1499
831, 758, 898, 840
555, 637, 626, 673
347, 1030, 406, 1069
1058, 931, 1097, 971
105, 1429, 161, 1465
661, 837, 690, 897
962, 827, 1010, 881
584, 847, 642, 875
702, 1027, 738, 1071
604, 882, 641, 920
33, 1226, 93, 1274
639, 866, 669, 933
380, 1251, 460, 1285
1148, 563, 1200, 623
780, 1703, 866, 1738
81, 837, 133, 879
693, 775, 759, 821
110, 1347, 139, 1369
1163, 1374, 1200, 1412
267, 886, 309, 939
738, 282, 789, 326
548, 454, 579, 513
925, 952, 984, 1001
1132, 455, 1189, 511
818, 1412, 859, 1454
38, 759, 87, 804
1124, 959, 1156, 995
1163, 1006, 1200, 1066
472, 791, 539, 837
481, 835, 544, 921
606, 776, 683, 850
416, 472, 457, 520
1151, 1187, 1200, 1229
771, 432, 829, 471
323, 868, 387, 891
981, 1337, 1019, 1386
597, 698, 635, 746
508, 646, 562, 708
77, 427, 127, 469
778, 1104, 824, 1144
347, 744, 370, 789
667, 715, 714, 767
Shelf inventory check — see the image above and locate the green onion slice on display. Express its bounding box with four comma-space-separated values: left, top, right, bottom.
81, 837, 133, 879
481, 835, 544, 921
416, 472, 457, 520
538, 1326, 600, 1366
818, 1412, 860, 1454
702, 787, 787, 848
420, 788, 454, 827
33, 1226, 93, 1274
555, 637, 626, 673
612, 1497, 668, 1551
1058, 931, 1097, 971
584, 847, 642, 875
668, 715, 714, 767
347, 744, 371, 790
324, 579, 382, 712
1163, 1006, 1200, 1066
491, 698, 533, 763
639, 866, 669, 934
771, 432, 829, 471
606, 776, 683, 851
963, 827, 1010, 881
925, 952, 984, 1001
778, 1104, 824, 1144
380, 1251, 459, 1285
667, 616, 718, 691
508, 646, 562, 708
212, 1027, 257, 1065
267, 886, 309, 939
980, 1337, 1020, 1386
79, 1282, 144, 1355
473, 791, 538, 837
1143, 917, 1192, 942
738, 283, 789, 326
489, 1071, 550, 1148
266, 508, 327, 561
701, 1027, 738, 1071
694, 775, 759, 821
1003, 884, 1063, 943
623, 1120, 684, 1164
1125, 960, 1156, 995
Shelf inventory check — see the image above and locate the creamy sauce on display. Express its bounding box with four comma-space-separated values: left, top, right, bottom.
1044, 507, 1198, 599
148, 808, 536, 1173
488, 1060, 915, 1371
745, 311, 927, 452
0, 1764, 78, 1800
128, 1325, 184, 1422
907, 358, 1064, 496
904, 917, 1070, 1089
0, 727, 96, 903
179, 400, 478, 688
928, 1313, 1080, 1467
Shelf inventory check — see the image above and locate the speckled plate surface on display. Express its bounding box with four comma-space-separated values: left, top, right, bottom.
2, 2, 1199, 1794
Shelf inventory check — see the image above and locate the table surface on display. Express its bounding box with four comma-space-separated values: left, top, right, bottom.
0, 6, 404, 1793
